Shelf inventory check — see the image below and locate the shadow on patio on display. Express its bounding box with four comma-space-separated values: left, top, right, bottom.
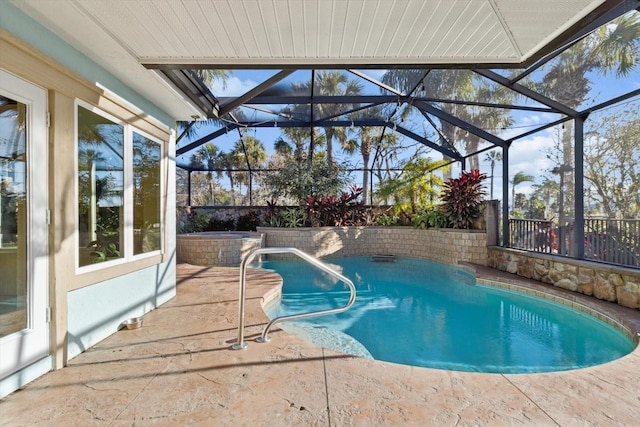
2, 263, 639, 426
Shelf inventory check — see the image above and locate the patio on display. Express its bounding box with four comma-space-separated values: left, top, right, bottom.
2, 263, 639, 426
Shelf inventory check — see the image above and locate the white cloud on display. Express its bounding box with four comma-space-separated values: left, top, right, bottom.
498, 112, 561, 140
509, 135, 555, 175
363, 69, 387, 80
477, 133, 558, 202
214, 76, 259, 97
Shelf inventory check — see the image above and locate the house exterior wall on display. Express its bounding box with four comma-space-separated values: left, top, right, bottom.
1, 2, 177, 397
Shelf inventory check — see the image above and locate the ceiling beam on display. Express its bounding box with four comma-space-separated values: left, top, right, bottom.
230, 95, 398, 105
392, 125, 461, 160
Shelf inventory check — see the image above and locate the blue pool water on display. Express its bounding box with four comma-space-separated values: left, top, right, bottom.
260, 256, 635, 373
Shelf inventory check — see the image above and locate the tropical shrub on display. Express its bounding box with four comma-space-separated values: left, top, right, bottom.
376, 157, 450, 218
89, 230, 120, 263
411, 205, 448, 229
178, 210, 211, 233
305, 185, 371, 226
236, 210, 260, 231
441, 170, 487, 229
208, 217, 236, 231
262, 200, 282, 227
262, 154, 349, 205
279, 207, 307, 228
375, 213, 401, 226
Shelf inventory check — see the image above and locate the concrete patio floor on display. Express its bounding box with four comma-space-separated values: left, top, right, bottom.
1, 263, 639, 426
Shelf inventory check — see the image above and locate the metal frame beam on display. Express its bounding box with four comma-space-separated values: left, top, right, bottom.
176, 123, 240, 156
473, 69, 579, 117
574, 116, 586, 259
160, 69, 220, 118
413, 100, 508, 148
180, 118, 462, 161
231, 94, 556, 113
218, 70, 295, 116
509, 0, 640, 85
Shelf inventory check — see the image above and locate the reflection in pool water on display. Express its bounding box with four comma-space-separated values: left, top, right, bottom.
261, 256, 635, 373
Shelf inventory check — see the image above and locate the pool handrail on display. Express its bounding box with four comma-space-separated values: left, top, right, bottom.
232, 247, 356, 350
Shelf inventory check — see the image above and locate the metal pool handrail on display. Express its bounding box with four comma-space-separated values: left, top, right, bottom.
232, 247, 356, 350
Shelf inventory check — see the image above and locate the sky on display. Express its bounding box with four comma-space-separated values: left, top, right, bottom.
178, 54, 640, 207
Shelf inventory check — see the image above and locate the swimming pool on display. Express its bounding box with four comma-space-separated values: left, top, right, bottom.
260, 256, 635, 373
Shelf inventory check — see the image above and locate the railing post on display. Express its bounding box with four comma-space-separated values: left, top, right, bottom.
502, 146, 510, 247
232, 251, 257, 350
232, 247, 356, 350
574, 116, 585, 259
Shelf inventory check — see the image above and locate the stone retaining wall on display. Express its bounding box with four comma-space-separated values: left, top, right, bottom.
257, 226, 487, 266
488, 247, 640, 310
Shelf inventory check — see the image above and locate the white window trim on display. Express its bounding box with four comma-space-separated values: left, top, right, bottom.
74, 100, 164, 274
131, 128, 164, 259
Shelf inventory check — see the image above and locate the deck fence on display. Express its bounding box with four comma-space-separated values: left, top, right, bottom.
508, 218, 640, 268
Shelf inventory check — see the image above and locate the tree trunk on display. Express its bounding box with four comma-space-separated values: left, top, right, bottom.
229, 174, 235, 205
489, 161, 495, 200
362, 153, 370, 204
561, 124, 575, 217
325, 128, 334, 171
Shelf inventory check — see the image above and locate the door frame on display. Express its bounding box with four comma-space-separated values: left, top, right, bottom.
0, 69, 50, 380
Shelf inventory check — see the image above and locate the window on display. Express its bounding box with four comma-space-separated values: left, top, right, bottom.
133, 131, 161, 255
76, 102, 162, 269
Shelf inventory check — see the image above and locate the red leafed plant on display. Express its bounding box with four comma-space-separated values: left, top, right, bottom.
306, 185, 369, 226
441, 170, 487, 229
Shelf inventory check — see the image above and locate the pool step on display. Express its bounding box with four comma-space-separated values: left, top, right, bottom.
372, 254, 396, 262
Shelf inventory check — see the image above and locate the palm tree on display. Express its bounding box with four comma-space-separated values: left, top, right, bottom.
532, 178, 560, 219
194, 70, 230, 91
233, 136, 266, 205
214, 152, 241, 206
314, 71, 363, 171
278, 127, 313, 163
464, 84, 513, 170
511, 171, 535, 213
484, 150, 503, 200
371, 132, 401, 204
537, 14, 640, 215
190, 143, 221, 205
377, 157, 449, 218
273, 138, 293, 158
341, 111, 385, 204
382, 69, 514, 178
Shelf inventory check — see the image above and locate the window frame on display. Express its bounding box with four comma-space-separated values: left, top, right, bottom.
74, 100, 164, 274
131, 128, 164, 257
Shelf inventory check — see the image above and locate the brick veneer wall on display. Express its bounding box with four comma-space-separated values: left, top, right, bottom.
176, 232, 264, 267
256, 226, 488, 266
488, 247, 640, 310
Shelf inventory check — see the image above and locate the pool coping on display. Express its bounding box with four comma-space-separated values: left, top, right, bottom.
461, 262, 640, 346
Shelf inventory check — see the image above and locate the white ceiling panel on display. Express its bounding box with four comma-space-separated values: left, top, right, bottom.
9, 0, 621, 119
